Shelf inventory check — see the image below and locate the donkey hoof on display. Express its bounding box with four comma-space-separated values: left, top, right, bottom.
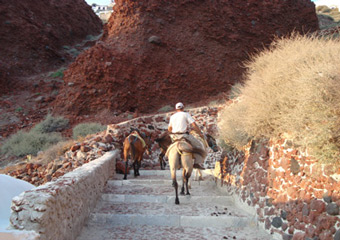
180, 191, 185, 196
186, 192, 191, 196
175, 199, 180, 205
123, 177, 127, 180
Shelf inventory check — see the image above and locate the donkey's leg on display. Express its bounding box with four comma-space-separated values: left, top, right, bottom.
169, 149, 180, 204
133, 161, 138, 177
198, 169, 203, 181
159, 152, 165, 170
123, 160, 128, 180
185, 173, 190, 195
136, 158, 141, 176
180, 169, 186, 195
173, 179, 179, 204
182, 155, 193, 195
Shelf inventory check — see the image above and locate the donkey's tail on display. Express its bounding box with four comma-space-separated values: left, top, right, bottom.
128, 135, 137, 160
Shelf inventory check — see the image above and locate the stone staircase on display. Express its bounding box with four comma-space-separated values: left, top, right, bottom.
76, 170, 273, 240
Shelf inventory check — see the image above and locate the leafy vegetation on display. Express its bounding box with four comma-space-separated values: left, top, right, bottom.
1, 131, 62, 157
32, 114, 69, 133
1, 114, 69, 157
157, 105, 173, 113
72, 123, 106, 139
49, 67, 66, 78
218, 34, 340, 165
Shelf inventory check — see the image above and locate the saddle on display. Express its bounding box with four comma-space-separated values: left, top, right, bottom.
130, 131, 146, 148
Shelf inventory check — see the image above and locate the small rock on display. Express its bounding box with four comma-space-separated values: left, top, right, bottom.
44, 174, 52, 182
97, 142, 107, 151
326, 203, 339, 215
323, 193, 332, 203
148, 35, 161, 45
271, 217, 283, 228
266, 198, 273, 207
71, 144, 80, 152
81, 145, 91, 152
103, 134, 113, 143
34, 96, 44, 102
290, 157, 300, 175
76, 151, 87, 161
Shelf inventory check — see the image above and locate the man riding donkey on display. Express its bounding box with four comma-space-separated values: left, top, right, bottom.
167, 102, 207, 170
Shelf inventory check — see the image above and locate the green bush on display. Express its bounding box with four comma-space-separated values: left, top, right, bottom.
72, 123, 106, 139
1, 131, 63, 157
32, 114, 69, 133
49, 68, 65, 78
218, 34, 340, 165
157, 105, 173, 113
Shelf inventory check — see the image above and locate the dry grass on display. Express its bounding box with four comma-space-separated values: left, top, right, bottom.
32, 140, 75, 165
218, 34, 340, 165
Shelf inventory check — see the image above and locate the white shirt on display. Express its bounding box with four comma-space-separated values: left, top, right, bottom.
169, 111, 195, 133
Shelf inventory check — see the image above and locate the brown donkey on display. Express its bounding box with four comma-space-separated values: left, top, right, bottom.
156, 131, 219, 170
123, 130, 151, 180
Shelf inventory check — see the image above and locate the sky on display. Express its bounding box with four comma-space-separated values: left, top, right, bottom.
84, 0, 339, 9
85, 0, 111, 5
312, 0, 340, 8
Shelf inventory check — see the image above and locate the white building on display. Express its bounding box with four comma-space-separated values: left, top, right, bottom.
91, 1, 115, 15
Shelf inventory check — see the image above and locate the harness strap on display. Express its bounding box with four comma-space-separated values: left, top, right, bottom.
130, 132, 146, 148
176, 142, 192, 157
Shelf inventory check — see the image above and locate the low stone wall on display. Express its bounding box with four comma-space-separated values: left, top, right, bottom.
217, 139, 340, 240
9, 150, 119, 240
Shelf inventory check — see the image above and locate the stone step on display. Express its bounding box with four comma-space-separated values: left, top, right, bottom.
88, 196, 251, 228
77, 224, 273, 240
104, 174, 226, 197
101, 193, 233, 204
107, 178, 213, 186
77, 169, 273, 240
87, 213, 255, 228
116, 169, 215, 177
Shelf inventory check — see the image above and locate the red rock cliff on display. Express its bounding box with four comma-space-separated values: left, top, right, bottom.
0, 0, 102, 94
53, 0, 318, 115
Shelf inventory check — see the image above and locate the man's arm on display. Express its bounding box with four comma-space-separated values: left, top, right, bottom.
168, 125, 173, 133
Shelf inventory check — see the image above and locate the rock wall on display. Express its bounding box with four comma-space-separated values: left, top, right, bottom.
52, 0, 319, 116
218, 138, 340, 239
0, 0, 102, 93
3, 106, 221, 186
10, 151, 118, 240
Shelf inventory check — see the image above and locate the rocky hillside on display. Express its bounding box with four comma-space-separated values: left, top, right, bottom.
52, 0, 319, 116
0, 0, 102, 94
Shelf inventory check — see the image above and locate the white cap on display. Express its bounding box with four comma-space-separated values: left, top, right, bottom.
175, 102, 184, 109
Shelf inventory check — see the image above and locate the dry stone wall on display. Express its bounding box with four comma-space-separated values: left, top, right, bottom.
218, 138, 340, 240
9, 151, 118, 240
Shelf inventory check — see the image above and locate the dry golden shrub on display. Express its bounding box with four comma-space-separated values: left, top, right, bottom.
33, 140, 76, 165
218, 34, 340, 165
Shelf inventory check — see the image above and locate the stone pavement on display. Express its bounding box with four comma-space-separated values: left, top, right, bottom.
76, 170, 273, 240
